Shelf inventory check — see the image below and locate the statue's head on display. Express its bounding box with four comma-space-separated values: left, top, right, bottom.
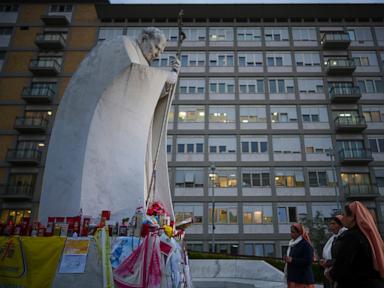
138, 27, 167, 63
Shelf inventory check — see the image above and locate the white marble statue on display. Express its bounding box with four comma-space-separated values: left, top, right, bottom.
38, 27, 180, 222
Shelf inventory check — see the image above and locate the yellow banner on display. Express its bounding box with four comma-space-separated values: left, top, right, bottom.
0, 236, 65, 288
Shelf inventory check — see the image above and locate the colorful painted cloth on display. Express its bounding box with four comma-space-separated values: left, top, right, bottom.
114, 233, 163, 288
110, 237, 141, 269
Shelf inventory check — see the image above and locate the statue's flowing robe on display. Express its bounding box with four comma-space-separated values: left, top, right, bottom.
38, 36, 173, 222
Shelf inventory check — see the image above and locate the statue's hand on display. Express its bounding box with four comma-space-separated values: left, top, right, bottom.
170, 57, 181, 74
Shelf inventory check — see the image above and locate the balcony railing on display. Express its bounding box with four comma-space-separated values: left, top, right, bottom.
40, 14, 69, 25
343, 184, 379, 199
21, 86, 55, 103
6, 149, 42, 165
334, 116, 367, 132
321, 32, 351, 49
339, 148, 373, 164
326, 59, 356, 75
29, 59, 62, 76
0, 184, 34, 199
35, 33, 65, 49
14, 117, 49, 133
329, 86, 361, 103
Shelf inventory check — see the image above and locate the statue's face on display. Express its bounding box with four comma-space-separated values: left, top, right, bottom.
141, 35, 166, 63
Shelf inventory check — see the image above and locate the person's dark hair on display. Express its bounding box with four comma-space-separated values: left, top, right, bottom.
330, 216, 342, 226
345, 203, 353, 217
291, 225, 300, 233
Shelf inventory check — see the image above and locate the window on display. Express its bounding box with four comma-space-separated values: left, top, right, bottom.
183, 27, 206, 41
264, 27, 289, 41
240, 106, 266, 123
0, 4, 18, 12
301, 106, 328, 123
176, 136, 204, 155
242, 170, 270, 187
374, 168, 384, 187
298, 79, 324, 93
369, 137, 384, 153
362, 106, 384, 122
209, 52, 234, 67
239, 79, 264, 94
237, 52, 263, 67
304, 135, 332, 154
209, 106, 236, 123
209, 204, 237, 224
211, 168, 237, 188
308, 171, 332, 187
178, 106, 205, 122
270, 106, 297, 123
0, 27, 12, 36
244, 243, 274, 257
347, 27, 373, 42
181, 52, 205, 67
98, 27, 124, 41
0, 51, 5, 71
237, 28, 261, 41
278, 206, 297, 223
0, 209, 31, 226
167, 136, 172, 153
174, 204, 203, 224
357, 79, 384, 93
175, 168, 204, 188
352, 51, 378, 67
49, 4, 72, 12
295, 52, 320, 66
178, 79, 205, 95
341, 173, 371, 186
209, 27, 233, 41
268, 79, 294, 93
243, 204, 273, 224
292, 27, 316, 41
275, 168, 304, 187
272, 136, 301, 154
161, 27, 178, 42
209, 79, 235, 94
167, 106, 174, 123
312, 204, 338, 222
209, 136, 236, 154
241, 136, 268, 154
266, 52, 291, 66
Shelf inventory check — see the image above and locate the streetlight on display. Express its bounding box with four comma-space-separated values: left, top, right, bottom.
209, 164, 217, 253
327, 148, 342, 213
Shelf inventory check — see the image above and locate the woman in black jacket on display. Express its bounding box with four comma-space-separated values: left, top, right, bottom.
327, 201, 384, 288
284, 223, 315, 288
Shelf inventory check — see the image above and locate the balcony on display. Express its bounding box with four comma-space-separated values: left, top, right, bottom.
40, 14, 69, 26
14, 117, 49, 133
29, 59, 61, 76
21, 86, 55, 103
6, 149, 42, 165
343, 184, 379, 200
321, 32, 351, 49
0, 184, 33, 200
339, 148, 373, 164
334, 116, 367, 132
329, 86, 361, 103
35, 33, 65, 49
326, 59, 356, 75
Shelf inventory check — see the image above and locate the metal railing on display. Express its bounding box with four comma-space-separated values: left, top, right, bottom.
29, 59, 62, 71
6, 149, 42, 161
334, 116, 366, 126
329, 86, 361, 97
22, 86, 55, 97
35, 33, 65, 42
14, 117, 49, 129
339, 148, 372, 160
321, 32, 350, 42
343, 184, 378, 197
326, 59, 356, 68
0, 184, 33, 197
